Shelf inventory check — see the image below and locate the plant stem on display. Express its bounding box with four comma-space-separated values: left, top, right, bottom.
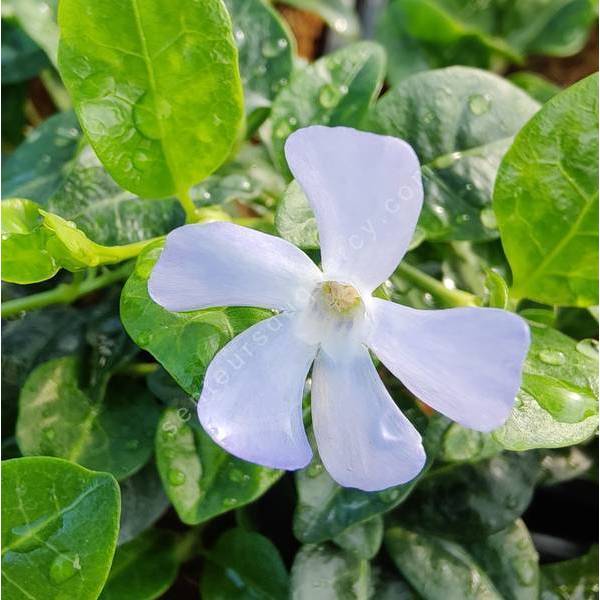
394, 262, 479, 308
115, 362, 159, 377
1, 262, 134, 318
178, 189, 199, 223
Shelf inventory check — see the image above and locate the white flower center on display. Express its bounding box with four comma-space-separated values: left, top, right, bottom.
320, 281, 362, 315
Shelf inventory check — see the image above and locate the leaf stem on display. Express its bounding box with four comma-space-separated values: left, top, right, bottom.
394, 263, 479, 308
1, 262, 134, 319
178, 189, 199, 223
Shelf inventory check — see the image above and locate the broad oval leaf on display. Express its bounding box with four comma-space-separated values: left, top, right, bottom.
494, 73, 599, 307
1, 456, 120, 600
369, 66, 539, 241
16, 356, 160, 480
57, 0, 244, 197
386, 527, 503, 600
200, 528, 289, 599
270, 41, 386, 176
100, 529, 179, 600
155, 408, 282, 525
332, 515, 383, 560
290, 543, 371, 600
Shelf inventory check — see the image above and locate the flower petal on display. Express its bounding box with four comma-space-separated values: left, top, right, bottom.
198, 313, 316, 470
366, 299, 530, 431
311, 344, 426, 491
284, 126, 423, 293
148, 222, 322, 312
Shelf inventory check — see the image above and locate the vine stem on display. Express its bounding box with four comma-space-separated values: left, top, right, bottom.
394, 262, 479, 308
1, 262, 134, 318
178, 188, 199, 223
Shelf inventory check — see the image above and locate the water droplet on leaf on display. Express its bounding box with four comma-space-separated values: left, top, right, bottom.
468, 94, 491, 115
576, 338, 598, 359
538, 350, 566, 365
167, 468, 186, 486
480, 207, 497, 229
50, 553, 81, 584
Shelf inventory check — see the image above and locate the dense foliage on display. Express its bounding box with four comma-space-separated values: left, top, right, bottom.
1, 0, 598, 598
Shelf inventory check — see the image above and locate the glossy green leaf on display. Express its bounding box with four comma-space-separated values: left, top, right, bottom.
370, 67, 539, 241
100, 529, 179, 600
293, 414, 448, 543
17, 356, 160, 480
47, 146, 184, 246
279, 0, 360, 37
466, 520, 540, 600
155, 409, 282, 525
275, 180, 319, 249
1, 111, 81, 203
507, 72, 561, 104
1, 456, 120, 600
270, 41, 386, 176
120, 241, 271, 398
290, 543, 371, 600
540, 545, 599, 599
12, 0, 59, 65
386, 527, 503, 600
224, 0, 294, 133
494, 74, 599, 307
1, 21, 49, 84
57, 0, 244, 197
494, 322, 599, 450
201, 528, 289, 599
1, 198, 59, 283
118, 460, 169, 545
332, 515, 383, 560
439, 422, 501, 463
397, 452, 540, 540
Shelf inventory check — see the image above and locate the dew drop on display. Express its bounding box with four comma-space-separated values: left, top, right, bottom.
132, 150, 152, 171
538, 350, 566, 365
480, 207, 497, 229
261, 37, 288, 57
274, 119, 293, 139
576, 338, 599, 359
468, 94, 491, 115
333, 17, 348, 33
167, 468, 186, 486
50, 553, 81, 584
229, 468, 250, 483
319, 83, 343, 108
234, 28, 245, 44
223, 497, 238, 507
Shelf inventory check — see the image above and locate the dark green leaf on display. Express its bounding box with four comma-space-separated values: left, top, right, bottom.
1, 21, 49, 84
507, 72, 561, 104
290, 543, 371, 600
100, 529, 179, 600
332, 515, 383, 560
540, 545, 599, 600
370, 66, 539, 241
385, 526, 503, 600
155, 409, 282, 525
17, 357, 159, 480
57, 0, 243, 197
201, 528, 289, 599
494, 74, 598, 307
270, 41, 385, 176
1, 111, 81, 204
397, 452, 540, 540
1, 456, 120, 600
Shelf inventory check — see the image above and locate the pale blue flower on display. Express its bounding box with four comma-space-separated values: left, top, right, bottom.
149, 126, 530, 491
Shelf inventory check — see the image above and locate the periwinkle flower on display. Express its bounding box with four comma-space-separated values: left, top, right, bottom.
149, 126, 530, 491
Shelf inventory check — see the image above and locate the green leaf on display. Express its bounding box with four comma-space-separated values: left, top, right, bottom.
155, 408, 282, 525
224, 0, 294, 133
540, 545, 599, 600
538, 446, 595, 486
270, 41, 386, 177
332, 515, 383, 560
1, 21, 49, 84
373, 572, 419, 599
466, 520, 539, 600
370, 66, 539, 241
201, 528, 289, 599
494, 322, 599, 450
1, 456, 120, 600
57, 0, 244, 197
507, 72, 561, 104
386, 527, 503, 599
439, 422, 502, 463
118, 460, 169, 545
397, 452, 540, 541
290, 543, 371, 600
1, 111, 81, 203
278, 0, 360, 37
11, 0, 59, 65
16, 356, 160, 480
99, 529, 179, 600
1, 198, 59, 283
47, 146, 184, 246
494, 73, 599, 307
120, 241, 271, 397
293, 414, 448, 543
275, 180, 319, 249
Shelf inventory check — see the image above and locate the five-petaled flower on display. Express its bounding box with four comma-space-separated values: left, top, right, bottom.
149, 126, 530, 491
